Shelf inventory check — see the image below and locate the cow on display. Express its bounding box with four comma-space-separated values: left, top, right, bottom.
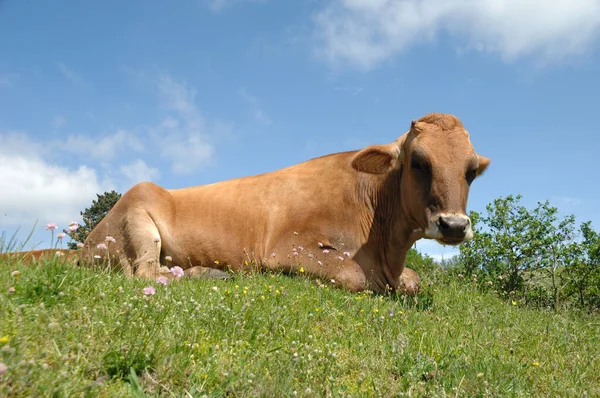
76, 113, 489, 294
0, 248, 79, 264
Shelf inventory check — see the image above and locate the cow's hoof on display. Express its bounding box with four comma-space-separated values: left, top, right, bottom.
184, 266, 231, 280
203, 268, 231, 280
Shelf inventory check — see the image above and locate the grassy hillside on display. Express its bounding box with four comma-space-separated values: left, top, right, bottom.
0, 257, 598, 397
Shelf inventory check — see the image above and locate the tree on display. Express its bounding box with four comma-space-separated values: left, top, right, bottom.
66, 190, 122, 250
524, 202, 576, 310
563, 221, 600, 309
457, 195, 581, 309
468, 195, 537, 294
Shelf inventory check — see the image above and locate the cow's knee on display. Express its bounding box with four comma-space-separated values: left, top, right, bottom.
398, 267, 421, 295
334, 264, 367, 292
134, 260, 166, 279
185, 266, 231, 280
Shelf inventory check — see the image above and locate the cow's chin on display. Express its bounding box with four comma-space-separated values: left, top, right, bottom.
435, 237, 465, 246
423, 225, 474, 246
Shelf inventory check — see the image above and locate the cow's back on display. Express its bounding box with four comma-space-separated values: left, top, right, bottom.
163, 150, 367, 267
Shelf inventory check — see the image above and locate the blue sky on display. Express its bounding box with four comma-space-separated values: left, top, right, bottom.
1, 0, 599, 261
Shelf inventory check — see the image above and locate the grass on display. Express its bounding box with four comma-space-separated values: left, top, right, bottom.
0, 256, 598, 397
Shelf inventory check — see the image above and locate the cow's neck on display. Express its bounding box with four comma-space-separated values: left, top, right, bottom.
366, 169, 420, 288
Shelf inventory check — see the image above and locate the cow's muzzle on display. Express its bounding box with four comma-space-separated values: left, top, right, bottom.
424, 213, 473, 245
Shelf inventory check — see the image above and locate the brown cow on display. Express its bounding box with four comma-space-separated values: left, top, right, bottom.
78, 113, 489, 294
0, 249, 79, 264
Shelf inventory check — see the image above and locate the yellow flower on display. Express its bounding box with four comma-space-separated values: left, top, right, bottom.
261, 295, 265, 300
299, 267, 304, 273
512, 301, 517, 306
275, 290, 280, 295
214, 260, 220, 265
373, 308, 379, 313
533, 361, 540, 367
0, 336, 9, 344
244, 260, 248, 266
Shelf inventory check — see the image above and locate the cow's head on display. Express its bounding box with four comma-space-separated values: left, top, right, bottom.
351, 113, 490, 245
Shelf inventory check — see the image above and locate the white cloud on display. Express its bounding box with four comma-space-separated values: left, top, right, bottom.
0, 130, 114, 236
0, 131, 44, 158
155, 75, 225, 174
57, 61, 84, 85
0, 152, 110, 229
58, 129, 145, 161
239, 89, 272, 126
313, 0, 600, 70
161, 133, 215, 174
120, 159, 160, 185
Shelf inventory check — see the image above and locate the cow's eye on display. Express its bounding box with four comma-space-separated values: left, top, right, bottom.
466, 168, 477, 184
411, 158, 423, 171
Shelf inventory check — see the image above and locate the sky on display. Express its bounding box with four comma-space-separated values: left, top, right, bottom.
1, 0, 600, 261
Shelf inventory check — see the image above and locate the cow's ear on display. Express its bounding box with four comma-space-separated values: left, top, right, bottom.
351, 144, 399, 174
476, 154, 490, 176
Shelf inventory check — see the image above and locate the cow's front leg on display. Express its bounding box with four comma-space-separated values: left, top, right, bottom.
184, 266, 231, 280
398, 267, 421, 295
332, 260, 367, 292
307, 259, 367, 292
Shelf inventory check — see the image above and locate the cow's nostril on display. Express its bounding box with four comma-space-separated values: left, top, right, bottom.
438, 214, 469, 240
438, 216, 450, 231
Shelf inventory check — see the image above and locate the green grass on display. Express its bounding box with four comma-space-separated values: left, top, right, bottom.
0, 257, 598, 397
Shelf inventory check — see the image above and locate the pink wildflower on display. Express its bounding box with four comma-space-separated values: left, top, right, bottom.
336, 256, 344, 261
170, 266, 184, 278
498, 275, 503, 280
293, 251, 299, 257
307, 253, 313, 258
322, 249, 329, 254
93, 255, 101, 259
156, 276, 169, 286
76, 242, 84, 249
142, 286, 156, 295
298, 246, 304, 251
96, 243, 107, 250
271, 252, 276, 257
105, 236, 116, 244
317, 242, 324, 247
343, 251, 351, 257
317, 261, 323, 266
45, 223, 58, 231
68, 222, 79, 232
57, 233, 66, 240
